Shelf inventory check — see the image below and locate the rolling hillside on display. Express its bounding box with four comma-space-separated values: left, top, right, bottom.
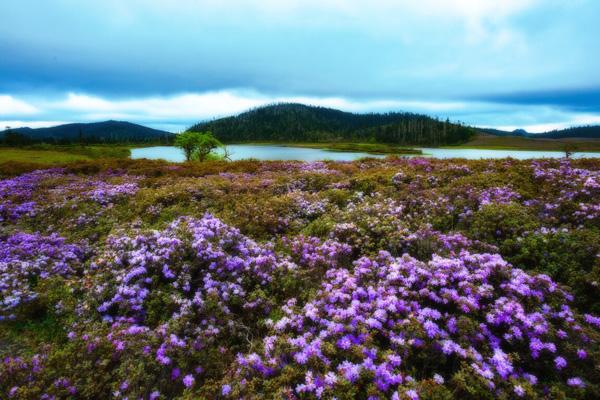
480, 126, 600, 139
1, 121, 174, 144
189, 103, 476, 146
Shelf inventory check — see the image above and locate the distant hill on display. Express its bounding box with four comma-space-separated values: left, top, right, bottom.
189, 103, 476, 146
1, 121, 174, 144
479, 126, 600, 140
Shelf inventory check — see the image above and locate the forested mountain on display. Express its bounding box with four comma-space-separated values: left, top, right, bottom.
480, 126, 600, 139
189, 103, 476, 146
1, 121, 174, 145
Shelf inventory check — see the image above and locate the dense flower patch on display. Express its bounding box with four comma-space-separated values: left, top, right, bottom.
233, 251, 596, 398
0, 232, 88, 320
0, 169, 64, 222
0, 157, 599, 399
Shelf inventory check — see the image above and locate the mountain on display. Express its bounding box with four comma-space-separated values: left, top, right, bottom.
479, 126, 600, 140
189, 103, 476, 146
1, 121, 174, 144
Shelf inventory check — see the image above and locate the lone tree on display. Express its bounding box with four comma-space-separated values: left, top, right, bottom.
175, 131, 223, 161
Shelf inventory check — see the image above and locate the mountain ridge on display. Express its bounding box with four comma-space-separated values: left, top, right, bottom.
3, 105, 600, 146
1, 120, 174, 144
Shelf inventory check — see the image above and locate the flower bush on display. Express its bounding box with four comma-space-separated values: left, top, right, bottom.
0, 232, 88, 320
0, 157, 599, 399
231, 251, 598, 399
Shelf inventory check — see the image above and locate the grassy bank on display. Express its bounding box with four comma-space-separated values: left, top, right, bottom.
454, 134, 600, 152
0, 145, 131, 164
231, 137, 600, 153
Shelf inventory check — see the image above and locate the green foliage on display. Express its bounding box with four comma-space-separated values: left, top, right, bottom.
508, 229, 600, 313
174, 131, 223, 161
189, 103, 476, 146
2, 129, 32, 146
467, 203, 540, 244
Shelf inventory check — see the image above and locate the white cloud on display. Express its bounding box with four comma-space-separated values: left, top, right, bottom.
2, 90, 600, 134
58, 93, 115, 111
47, 91, 469, 122
0, 95, 38, 116
0, 120, 68, 129
51, 92, 265, 121
572, 114, 600, 126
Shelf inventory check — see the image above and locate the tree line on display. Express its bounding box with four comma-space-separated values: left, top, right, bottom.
190, 103, 476, 146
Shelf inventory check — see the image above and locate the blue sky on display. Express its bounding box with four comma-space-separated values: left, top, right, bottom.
1, 0, 599, 132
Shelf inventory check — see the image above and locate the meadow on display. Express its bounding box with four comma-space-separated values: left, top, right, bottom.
455, 135, 600, 152
0, 145, 131, 164
1, 156, 599, 399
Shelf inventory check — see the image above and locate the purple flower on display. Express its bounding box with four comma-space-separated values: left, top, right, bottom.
584, 314, 600, 328
149, 391, 160, 400
294, 351, 309, 364
323, 372, 338, 386
490, 349, 513, 379
554, 356, 567, 370
523, 373, 537, 385
514, 385, 525, 397
221, 384, 232, 396
182, 374, 194, 388
336, 336, 352, 350
567, 377, 585, 388
337, 361, 361, 383
423, 320, 440, 338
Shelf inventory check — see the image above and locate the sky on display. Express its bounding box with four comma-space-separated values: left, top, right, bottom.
1, 0, 599, 133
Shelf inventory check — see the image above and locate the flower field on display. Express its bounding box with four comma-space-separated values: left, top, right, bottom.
1, 156, 599, 399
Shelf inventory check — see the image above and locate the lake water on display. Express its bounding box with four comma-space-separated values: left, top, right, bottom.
131, 145, 385, 162
130, 145, 600, 162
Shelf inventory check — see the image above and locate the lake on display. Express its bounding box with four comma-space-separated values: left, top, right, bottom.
130, 145, 600, 162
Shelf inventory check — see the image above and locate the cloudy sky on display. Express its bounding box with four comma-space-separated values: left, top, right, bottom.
1, 0, 599, 132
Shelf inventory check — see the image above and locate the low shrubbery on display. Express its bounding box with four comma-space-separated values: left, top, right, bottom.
1, 157, 599, 399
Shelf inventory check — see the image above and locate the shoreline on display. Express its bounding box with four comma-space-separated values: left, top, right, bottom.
221, 141, 423, 155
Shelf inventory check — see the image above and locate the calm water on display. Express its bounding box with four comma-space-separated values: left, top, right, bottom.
131, 145, 385, 162
131, 145, 600, 162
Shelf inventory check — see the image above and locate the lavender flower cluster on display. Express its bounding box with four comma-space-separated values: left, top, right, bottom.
0, 169, 65, 222
0, 232, 86, 320
232, 250, 596, 398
